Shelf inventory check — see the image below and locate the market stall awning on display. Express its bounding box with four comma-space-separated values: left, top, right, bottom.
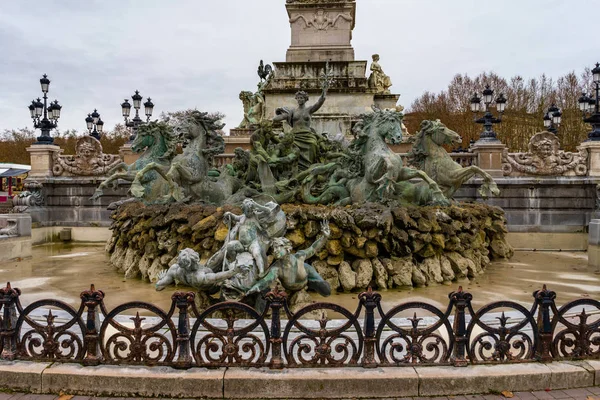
0, 163, 31, 177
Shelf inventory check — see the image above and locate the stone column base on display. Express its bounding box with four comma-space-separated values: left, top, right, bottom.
118, 143, 139, 165
26, 145, 60, 178
470, 141, 506, 177
578, 141, 600, 177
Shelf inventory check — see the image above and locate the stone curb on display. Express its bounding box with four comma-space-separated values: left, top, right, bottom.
0, 361, 598, 398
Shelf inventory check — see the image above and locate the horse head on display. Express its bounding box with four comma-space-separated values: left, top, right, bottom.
354, 106, 404, 145
132, 121, 177, 160
419, 119, 462, 147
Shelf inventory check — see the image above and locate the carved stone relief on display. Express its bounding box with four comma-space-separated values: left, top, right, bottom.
502, 131, 588, 176
52, 136, 122, 176
290, 9, 353, 31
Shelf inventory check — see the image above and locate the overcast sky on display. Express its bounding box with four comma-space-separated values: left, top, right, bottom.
0, 0, 596, 135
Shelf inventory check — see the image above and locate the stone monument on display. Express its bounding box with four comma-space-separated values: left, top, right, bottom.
261, 0, 403, 137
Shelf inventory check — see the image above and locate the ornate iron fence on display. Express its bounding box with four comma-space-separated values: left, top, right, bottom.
1, 282, 599, 368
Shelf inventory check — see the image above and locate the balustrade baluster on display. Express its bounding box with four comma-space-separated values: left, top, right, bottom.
80, 284, 105, 365
534, 285, 556, 361
359, 287, 381, 368
450, 286, 472, 366
173, 292, 195, 368
0, 282, 21, 360
266, 287, 287, 369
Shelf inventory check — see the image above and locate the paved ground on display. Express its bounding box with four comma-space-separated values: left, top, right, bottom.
0, 387, 600, 400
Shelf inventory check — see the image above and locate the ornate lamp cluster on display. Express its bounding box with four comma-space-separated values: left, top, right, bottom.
470, 85, 507, 142
121, 90, 154, 141
578, 62, 600, 141
28, 74, 62, 145
543, 104, 562, 134
85, 109, 104, 140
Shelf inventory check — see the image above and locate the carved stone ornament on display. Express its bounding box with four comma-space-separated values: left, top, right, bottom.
12, 180, 43, 211
52, 136, 121, 176
290, 9, 353, 31
0, 219, 18, 237
502, 131, 588, 176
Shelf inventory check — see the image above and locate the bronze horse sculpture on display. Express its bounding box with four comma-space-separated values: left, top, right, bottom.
408, 120, 499, 199
90, 121, 176, 203
130, 110, 240, 204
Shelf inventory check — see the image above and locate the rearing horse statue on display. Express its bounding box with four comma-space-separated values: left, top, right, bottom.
407, 119, 499, 199
344, 107, 450, 206
90, 121, 176, 203
131, 110, 240, 204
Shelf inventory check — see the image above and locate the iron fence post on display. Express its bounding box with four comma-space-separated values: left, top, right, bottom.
534, 285, 556, 361
80, 284, 105, 365
173, 292, 195, 369
359, 287, 381, 368
265, 287, 287, 369
0, 282, 21, 360
450, 286, 472, 367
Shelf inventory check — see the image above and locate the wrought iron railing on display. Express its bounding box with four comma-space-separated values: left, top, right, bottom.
0, 283, 598, 368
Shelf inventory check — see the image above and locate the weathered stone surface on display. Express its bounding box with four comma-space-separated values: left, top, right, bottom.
313, 260, 340, 291
420, 257, 443, 284
439, 255, 455, 282
353, 259, 373, 289
223, 367, 419, 399
214, 222, 229, 241
0, 361, 49, 393
338, 261, 356, 292
415, 363, 552, 396
304, 220, 320, 238
42, 363, 223, 398
364, 240, 378, 258
285, 229, 306, 247
444, 252, 469, 279
371, 258, 388, 290
109, 202, 512, 290
385, 256, 414, 287
411, 264, 427, 287
326, 239, 343, 256
491, 238, 514, 259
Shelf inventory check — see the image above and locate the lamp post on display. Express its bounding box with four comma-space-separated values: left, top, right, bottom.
578, 62, 600, 141
121, 90, 154, 141
85, 109, 104, 140
28, 74, 62, 145
543, 103, 562, 134
470, 85, 507, 143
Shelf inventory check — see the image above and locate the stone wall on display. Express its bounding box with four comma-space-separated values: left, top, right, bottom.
455, 177, 598, 233
26, 177, 129, 228
106, 202, 513, 292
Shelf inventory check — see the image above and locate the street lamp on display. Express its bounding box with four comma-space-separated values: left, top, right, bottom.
121, 90, 154, 141
578, 62, 600, 141
85, 109, 104, 140
543, 103, 562, 134
28, 74, 62, 144
470, 85, 507, 142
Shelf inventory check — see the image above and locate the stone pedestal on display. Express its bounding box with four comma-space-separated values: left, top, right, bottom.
285, 0, 356, 62
578, 141, 600, 177
224, 136, 252, 153
26, 145, 60, 178
471, 142, 506, 177
118, 143, 139, 165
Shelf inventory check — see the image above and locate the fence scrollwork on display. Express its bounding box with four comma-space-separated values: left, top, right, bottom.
1, 282, 599, 369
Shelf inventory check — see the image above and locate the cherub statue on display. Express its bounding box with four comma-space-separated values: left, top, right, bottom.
155, 248, 246, 291
247, 220, 331, 296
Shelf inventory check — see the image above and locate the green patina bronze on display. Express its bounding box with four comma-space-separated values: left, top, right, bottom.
90, 121, 176, 203
130, 110, 240, 204
408, 120, 500, 199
